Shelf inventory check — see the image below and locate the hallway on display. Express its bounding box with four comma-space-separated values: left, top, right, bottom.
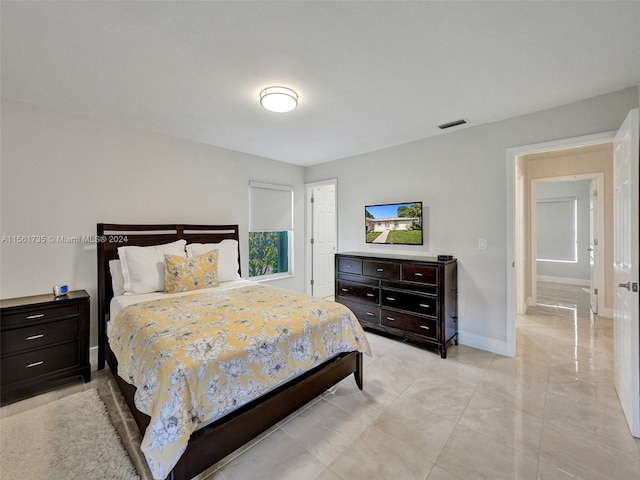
513, 282, 639, 478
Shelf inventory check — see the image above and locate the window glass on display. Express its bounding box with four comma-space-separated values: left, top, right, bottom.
248, 231, 290, 278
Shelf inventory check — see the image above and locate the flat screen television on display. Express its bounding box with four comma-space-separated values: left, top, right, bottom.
365, 201, 423, 245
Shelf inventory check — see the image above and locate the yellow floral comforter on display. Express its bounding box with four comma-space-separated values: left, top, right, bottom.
111, 283, 371, 480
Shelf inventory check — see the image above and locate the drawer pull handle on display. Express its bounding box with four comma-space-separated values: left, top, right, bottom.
26, 334, 45, 340
366, 293, 375, 297
366, 312, 375, 316
26, 313, 45, 320
376, 268, 384, 272
419, 303, 430, 309
419, 325, 430, 330
386, 297, 395, 301
386, 317, 396, 321
26, 361, 44, 368
341, 288, 349, 292
414, 272, 423, 277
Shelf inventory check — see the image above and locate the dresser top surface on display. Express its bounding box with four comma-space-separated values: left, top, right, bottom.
0, 290, 89, 311
337, 251, 456, 264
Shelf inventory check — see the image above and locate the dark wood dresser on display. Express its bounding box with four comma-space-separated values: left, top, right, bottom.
335, 252, 457, 358
0, 290, 90, 405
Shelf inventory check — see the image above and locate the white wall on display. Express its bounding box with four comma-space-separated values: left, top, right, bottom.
305, 87, 639, 356
535, 180, 591, 285
0, 98, 307, 346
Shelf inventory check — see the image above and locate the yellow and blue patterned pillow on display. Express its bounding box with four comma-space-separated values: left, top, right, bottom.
164, 250, 219, 293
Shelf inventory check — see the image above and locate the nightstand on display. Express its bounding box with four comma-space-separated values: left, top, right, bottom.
0, 290, 90, 405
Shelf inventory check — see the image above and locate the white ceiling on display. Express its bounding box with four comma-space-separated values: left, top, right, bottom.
2, 1, 639, 166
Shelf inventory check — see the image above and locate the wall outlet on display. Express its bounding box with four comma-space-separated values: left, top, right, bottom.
478, 238, 487, 250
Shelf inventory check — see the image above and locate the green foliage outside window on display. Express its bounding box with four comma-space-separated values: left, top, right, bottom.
249, 231, 289, 277
249, 232, 278, 277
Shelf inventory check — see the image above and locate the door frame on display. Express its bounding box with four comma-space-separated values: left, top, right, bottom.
506, 131, 614, 357
515, 164, 527, 315
304, 178, 338, 296
589, 178, 599, 314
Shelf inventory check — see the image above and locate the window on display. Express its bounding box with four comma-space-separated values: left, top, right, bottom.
248, 182, 293, 279
536, 197, 578, 263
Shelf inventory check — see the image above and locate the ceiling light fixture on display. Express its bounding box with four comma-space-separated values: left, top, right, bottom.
259, 86, 298, 113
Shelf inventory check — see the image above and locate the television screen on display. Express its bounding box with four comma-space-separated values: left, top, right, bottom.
365, 202, 423, 245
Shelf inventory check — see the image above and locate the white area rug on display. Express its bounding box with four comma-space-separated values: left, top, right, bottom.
0, 389, 139, 480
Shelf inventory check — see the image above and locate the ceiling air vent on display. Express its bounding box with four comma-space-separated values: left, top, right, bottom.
437, 118, 468, 130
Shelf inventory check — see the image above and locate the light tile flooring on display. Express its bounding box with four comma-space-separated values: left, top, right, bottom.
2, 283, 639, 479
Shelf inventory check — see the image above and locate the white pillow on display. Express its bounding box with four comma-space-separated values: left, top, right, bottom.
186, 239, 240, 282
118, 240, 187, 294
109, 260, 125, 296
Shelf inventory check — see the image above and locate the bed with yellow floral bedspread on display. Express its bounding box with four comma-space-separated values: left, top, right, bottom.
110, 282, 371, 480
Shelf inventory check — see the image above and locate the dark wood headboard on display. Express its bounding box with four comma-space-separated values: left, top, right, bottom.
96, 223, 241, 369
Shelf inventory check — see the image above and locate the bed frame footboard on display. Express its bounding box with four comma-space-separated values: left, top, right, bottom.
107, 342, 363, 480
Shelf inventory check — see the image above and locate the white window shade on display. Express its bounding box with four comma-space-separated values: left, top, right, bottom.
537, 197, 577, 262
249, 182, 294, 232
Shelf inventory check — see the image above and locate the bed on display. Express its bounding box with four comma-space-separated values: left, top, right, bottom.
96, 223, 369, 480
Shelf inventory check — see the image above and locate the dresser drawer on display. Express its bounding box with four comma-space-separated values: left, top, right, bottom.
381, 309, 437, 339
1, 342, 79, 385
383, 279, 437, 296
1, 317, 79, 356
381, 289, 438, 317
339, 298, 380, 326
337, 258, 362, 275
403, 264, 438, 285
1, 304, 79, 328
337, 280, 379, 304
363, 261, 400, 280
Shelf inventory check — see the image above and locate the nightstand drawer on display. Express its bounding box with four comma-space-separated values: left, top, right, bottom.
403, 264, 438, 285
1, 304, 79, 328
381, 309, 437, 339
381, 289, 438, 317
339, 298, 380, 326
1, 317, 79, 355
1, 342, 79, 385
337, 280, 379, 304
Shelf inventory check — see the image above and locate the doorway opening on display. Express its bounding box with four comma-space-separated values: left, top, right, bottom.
506, 131, 614, 357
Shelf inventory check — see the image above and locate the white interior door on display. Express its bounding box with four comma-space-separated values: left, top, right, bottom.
589, 179, 598, 314
310, 183, 337, 298
613, 108, 639, 438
